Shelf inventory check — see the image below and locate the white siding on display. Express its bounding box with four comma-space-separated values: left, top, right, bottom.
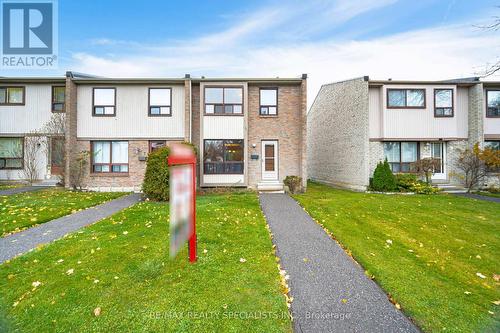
77, 85, 185, 139
484, 88, 500, 136
203, 116, 245, 139
371, 84, 468, 139
199, 82, 248, 186
368, 87, 382, 138
0, 84, 56, 134
203, 174, 245, 185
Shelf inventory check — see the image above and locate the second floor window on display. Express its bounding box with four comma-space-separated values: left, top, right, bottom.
205, 87, 243, 115
93, 88, 116, 116
92, 141, 128, 173
260, 88, 278, 115
0, 87, 25, 105
434, 89, 453, 117
387, 89, 425, 108
149, 88, 171, 116
52, 86, 65, 112
487, 90, 500, 118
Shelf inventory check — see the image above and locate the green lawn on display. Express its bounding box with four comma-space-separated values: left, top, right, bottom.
293, 182, 500, 332
0, 188, 125, 236
0, 184, 22, 191
0, 192, 291, 332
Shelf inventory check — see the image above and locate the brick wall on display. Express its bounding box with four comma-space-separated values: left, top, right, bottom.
77, 140, 149, 192
64, 76, 78, 188
308, 77, 370, 191
247, 84, 305, 188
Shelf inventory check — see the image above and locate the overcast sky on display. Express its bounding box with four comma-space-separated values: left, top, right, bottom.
3, 0, 499, 106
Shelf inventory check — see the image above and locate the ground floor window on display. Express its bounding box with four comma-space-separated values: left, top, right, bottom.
383, 141, 419, 173
0, 137, 23, 169
484, 141, 500, 172
92, 141, 129, 173
204, 139, 244, 174
149, 140, 167, 152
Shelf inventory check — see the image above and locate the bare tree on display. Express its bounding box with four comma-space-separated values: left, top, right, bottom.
476, 7, 500, 77
70, 150, 90, 190
41, 113, 66, 185
412, 158, 441, 184
23, 134, 44, 185
454, 145, 487, 193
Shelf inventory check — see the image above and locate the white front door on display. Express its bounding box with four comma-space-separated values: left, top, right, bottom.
430, 142, 446, 180
261, 140, 278, 180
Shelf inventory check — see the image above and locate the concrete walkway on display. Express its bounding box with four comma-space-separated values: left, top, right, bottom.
453, 193, 500, 203
0, 193, 142, 263
0, 186, 50, 196
260, 193, 419, 333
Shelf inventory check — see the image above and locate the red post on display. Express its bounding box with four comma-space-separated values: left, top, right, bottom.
168, 144, 197, 263
189, 160, 197, 262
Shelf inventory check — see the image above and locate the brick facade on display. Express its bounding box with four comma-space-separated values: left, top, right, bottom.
307, 77, 370, 191
247, 83, 306, 188
77, 140, 149, 192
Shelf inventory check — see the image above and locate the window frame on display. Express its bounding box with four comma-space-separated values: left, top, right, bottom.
0, 137, 24, 170
0, 86, 25, 106
259, 87, 278, 116
386, 88, 426, 109
51, 85, 66, 113
148, 140, 167, 153
148, 87, 172, 117
203, 139, 244, 175
90, 140, 129, 174
383, 141, 420, 173
204, 86, 244, 116
486, 89, 500, 118
92, 87, 116, 117
433, 88, 454, 118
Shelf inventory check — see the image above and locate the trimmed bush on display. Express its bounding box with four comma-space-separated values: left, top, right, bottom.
395, 173, 418, 192
371, 159, 397, 192
142, 146, 171, 201
284, 175, 303, 194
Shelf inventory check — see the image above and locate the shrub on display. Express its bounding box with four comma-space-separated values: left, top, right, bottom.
409, 181, 440, 194
284, 176, 303, 194
142, 142, 198, 201
395, 173, 418, 192
371, 159, 397, 192
142, 146, 170, 201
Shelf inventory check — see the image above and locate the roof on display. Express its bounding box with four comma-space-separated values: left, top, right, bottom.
368, 76, 481, 87
0, 76, 65, 83
66, 71, 306, 84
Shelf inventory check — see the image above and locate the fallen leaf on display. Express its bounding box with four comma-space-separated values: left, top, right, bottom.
493, 300, 500, 306
239, 258, 246, 263
476, 272, 486, 279
464, 291, 472, 295
66, 269, 74, 275
32, 281, 41, 288
386, 239, 393, 245
94, 307, 101, 316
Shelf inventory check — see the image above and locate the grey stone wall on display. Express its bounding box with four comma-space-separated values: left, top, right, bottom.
307, 77, 370, 190
468, 83, 484, 147
368, 141, 384, 176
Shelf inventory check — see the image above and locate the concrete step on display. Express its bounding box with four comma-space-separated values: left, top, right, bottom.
33, 178, 61, 187
436, 184, 467, 193
257, 181, 284, 193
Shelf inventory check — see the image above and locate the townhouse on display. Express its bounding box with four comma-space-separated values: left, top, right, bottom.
308, 76, 500, 191
0, 77, 66, 184
56, 72, 306, 192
